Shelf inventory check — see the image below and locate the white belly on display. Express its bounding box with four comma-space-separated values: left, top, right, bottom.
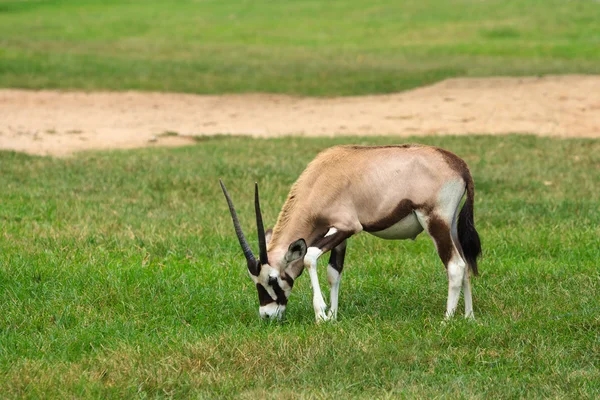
368, 212, 424, 240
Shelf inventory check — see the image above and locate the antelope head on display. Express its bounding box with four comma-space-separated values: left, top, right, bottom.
219, 180, 307, 320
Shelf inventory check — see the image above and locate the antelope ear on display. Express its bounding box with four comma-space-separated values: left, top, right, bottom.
283, 239, 307, 280
284, 239, 307, 264
265, 228, 273, 245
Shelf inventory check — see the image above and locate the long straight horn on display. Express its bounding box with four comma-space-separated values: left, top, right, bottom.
255, 182, 269, 265
219, 180, 258, 273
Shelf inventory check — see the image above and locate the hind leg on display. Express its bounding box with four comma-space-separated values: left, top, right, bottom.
415, 210, 467, 318
451, 217, 475, 319
444, 252, 467, 319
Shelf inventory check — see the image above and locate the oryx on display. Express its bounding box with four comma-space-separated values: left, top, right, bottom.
220, 144, 481, 322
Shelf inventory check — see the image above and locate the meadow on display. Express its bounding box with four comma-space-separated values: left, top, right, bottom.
0, 0, 599, 95
1, 135, 599, 398
1, 0, 600, 397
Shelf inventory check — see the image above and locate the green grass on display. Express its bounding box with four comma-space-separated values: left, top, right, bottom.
0, 135, 599, 398
1, 0, 599, 95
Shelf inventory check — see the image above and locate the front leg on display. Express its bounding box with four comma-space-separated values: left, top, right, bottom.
304, 247, 327, 322
305, 228, 354, 322
327, 240, 347, 320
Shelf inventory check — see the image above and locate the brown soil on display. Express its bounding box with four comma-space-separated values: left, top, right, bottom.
1, 75, 599, 156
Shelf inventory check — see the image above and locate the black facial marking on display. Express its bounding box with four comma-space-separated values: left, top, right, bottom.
281, 272, 295, 287
256, 283, 275, 306
271, 281, 288, 306
256, 279, 289, 307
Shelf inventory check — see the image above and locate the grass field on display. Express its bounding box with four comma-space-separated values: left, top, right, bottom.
2, 2, 599, 397
1, 135, 599, 398
1, 0, 600, 95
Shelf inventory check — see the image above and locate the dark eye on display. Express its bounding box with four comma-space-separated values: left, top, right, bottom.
268, 277, 277, 286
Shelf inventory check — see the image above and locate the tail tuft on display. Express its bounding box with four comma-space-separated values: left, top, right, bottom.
457, 179, 481, 276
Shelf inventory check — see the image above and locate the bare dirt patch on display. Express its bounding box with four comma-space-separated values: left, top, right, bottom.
1, 75, 599, 156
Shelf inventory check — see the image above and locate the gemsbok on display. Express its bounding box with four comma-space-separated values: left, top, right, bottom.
220, 144, 481, 322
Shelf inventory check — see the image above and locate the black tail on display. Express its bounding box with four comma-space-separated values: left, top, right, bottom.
457, 177, 481, 276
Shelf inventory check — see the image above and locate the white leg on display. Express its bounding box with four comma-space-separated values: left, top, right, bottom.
415, 207, 469, 320
305, 247, 328, 322
462, 268, 474, 319
327, 265, 341, 320
445, 257, 466, 319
